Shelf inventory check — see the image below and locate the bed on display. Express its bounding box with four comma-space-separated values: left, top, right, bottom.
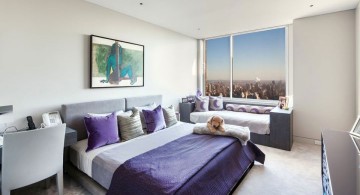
61, 95, 265, 195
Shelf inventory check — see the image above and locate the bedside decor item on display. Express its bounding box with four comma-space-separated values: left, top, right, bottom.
278, 96, 287, 109
90, 35, 144, 88
182, 98, 188, 103
26, 116, 36, 130
187, 95, 195, 103
350, 116, 360, 137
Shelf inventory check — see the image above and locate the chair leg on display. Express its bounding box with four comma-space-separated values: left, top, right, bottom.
56, 170, 64, 195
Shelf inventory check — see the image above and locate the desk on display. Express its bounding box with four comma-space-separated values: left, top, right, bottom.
0, 127, 77, 163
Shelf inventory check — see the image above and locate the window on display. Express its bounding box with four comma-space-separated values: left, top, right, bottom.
205, 36, 231, 97
205, 27, 287, 101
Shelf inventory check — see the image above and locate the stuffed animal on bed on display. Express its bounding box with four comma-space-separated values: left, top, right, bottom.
207, 116, 225, 132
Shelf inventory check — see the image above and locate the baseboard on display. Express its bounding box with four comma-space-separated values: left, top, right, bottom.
293, 136, 321, 145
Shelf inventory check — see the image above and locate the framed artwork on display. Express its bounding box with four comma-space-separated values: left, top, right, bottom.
90, 35, 144, 88
350, 116, 360, 137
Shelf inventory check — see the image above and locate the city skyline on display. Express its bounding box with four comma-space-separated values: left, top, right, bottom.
206, 28, 285, 81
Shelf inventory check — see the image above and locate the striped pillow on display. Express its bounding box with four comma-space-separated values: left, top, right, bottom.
162, 105, 177, 127
117, 109, 144, 141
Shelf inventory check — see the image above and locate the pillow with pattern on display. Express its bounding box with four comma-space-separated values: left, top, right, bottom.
162, 105, 178, 127
195, 96, 209, 112
209, 96, 223, 111
117, 109, 144, 141
226, 104, 274, 114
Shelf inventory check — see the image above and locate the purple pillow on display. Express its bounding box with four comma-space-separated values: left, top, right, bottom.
84, 112, 120, 152
142, 105, 166, 133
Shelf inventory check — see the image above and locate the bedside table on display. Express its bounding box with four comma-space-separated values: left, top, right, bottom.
65, 127, 77, 147
270, 107, 293, 150
179, 103, 195, 123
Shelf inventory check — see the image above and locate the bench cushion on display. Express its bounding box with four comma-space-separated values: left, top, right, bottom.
190, 111, 270, 135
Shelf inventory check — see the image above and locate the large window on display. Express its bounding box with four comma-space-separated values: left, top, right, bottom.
205, 36, 231, 97
205, 27, 286, 101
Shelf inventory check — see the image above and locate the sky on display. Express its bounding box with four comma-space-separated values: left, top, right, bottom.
206, 28, 285, 81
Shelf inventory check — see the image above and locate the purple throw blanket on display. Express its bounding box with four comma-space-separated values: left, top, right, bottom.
107, 134, 264, 195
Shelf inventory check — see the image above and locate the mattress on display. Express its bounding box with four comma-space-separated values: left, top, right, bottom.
190, 110, 270, 134
69, 122, 194, 188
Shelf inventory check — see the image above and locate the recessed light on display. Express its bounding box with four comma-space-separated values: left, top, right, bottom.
310, 4, 314, 7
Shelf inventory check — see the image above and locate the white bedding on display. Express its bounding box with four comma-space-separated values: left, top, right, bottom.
190, 110, 270, 134
69, 122, 193, 177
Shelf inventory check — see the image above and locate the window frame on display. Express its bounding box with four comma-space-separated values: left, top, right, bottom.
203, 25, 289, 106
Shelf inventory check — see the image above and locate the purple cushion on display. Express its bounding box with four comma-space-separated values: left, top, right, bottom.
84, 112, 120, 152
142, 105, 166, 133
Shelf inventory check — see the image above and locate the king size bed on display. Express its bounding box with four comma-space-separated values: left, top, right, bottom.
61, 95, 265, 195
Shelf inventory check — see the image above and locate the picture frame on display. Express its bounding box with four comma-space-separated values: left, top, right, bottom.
182, 98, 188, 103
187, 96, 195, 103
350, 116, 360, 137
90, 35, 144, 88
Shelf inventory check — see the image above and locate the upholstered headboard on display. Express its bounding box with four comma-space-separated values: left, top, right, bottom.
61, 99, 126, 141
125, 95, 162, 111
61, 95, 163, 141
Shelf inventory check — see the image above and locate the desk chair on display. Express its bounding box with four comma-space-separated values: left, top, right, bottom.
1, 124, 66, 195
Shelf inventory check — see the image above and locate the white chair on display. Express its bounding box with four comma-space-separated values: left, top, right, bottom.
1, 123, 66, 195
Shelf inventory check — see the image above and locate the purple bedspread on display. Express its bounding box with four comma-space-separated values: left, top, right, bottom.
107, 134, 265, 195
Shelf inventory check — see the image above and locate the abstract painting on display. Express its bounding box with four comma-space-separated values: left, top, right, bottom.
90, 35, 144, 88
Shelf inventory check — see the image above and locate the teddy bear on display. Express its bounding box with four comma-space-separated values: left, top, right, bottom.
207, 115, 225, 132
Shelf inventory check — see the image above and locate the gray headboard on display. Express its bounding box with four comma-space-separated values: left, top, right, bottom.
125, 95, 162, 111
61, 95, 163, 141
61, 99, 126, 141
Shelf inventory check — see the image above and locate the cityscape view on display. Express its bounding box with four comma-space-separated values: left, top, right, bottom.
205, 28, 286, 100
205, 79, 285, 100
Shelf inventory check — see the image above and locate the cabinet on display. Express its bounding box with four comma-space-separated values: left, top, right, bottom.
321, 131, 357, 195
269, 107, 293, 150
179, 103, 195, 123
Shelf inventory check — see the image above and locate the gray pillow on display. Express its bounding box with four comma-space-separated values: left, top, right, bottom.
162, 105, 177, 127
135, 102, 157, 129
117, 109, 144, 141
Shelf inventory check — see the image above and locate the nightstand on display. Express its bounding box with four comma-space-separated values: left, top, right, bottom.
269, 107, 293, 150
65, 127, 77, 147
179, 103, 195, 123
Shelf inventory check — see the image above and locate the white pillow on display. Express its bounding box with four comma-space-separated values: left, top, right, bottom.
87, 110, 124, 117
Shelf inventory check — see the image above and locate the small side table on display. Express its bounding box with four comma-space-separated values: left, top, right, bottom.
269, 107, 293, 151
65, 127, 77, 147
179, 103, 195, 123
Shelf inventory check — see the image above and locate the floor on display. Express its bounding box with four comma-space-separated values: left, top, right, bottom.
12, 142, 321, 195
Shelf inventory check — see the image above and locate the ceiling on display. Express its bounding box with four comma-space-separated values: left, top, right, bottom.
85, 0, 359, 39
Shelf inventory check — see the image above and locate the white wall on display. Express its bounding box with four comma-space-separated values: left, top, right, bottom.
0, 0, 197, 130
293, 10, 356, 140
357, 3, 360, 115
